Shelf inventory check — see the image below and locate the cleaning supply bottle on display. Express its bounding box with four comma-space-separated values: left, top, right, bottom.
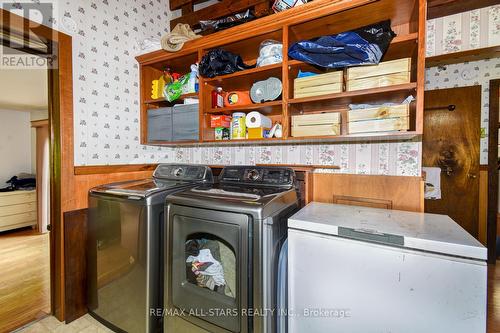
211, 87, 225, 108
188, 63, 199, 93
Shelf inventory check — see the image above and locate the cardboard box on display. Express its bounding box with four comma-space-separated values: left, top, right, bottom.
210, 115, 232, 128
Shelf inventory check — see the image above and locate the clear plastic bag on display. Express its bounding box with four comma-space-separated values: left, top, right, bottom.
256, 40, 283, 67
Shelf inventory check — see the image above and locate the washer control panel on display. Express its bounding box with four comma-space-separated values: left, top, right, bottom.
153, 164, 213, 182
220, 166, 295, 187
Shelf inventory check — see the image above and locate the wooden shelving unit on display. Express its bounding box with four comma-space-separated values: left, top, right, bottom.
136, 0, 426, 146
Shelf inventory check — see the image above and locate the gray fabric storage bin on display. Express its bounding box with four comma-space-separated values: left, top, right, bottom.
147, 107, 172, 142
172, 103, 199, 141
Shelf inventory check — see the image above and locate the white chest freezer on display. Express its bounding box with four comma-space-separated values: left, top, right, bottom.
287, 202, 487, 333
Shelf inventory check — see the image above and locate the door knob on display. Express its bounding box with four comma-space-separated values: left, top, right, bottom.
468, 173, 477, 179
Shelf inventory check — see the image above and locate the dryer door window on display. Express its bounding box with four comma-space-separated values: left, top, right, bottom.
185, 235, 236, 299
168, 206, 250, 333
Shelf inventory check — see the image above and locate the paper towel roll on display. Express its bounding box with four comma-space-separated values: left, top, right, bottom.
246, 111, 272, 129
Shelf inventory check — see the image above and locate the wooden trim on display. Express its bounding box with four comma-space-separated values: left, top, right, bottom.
426, 46, 500, 68
74, 164, 158, 175
487, 79, 500, 263
63, 209, 88, 323
256, 164, 340, 171
427, 0, 500, 19
31, 119, 49, 128
75, 163, 340, 175
0, 8, 73, 321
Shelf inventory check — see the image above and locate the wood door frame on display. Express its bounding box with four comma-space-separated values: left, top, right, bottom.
488, 79, 500, 264
0, 9, 72, 320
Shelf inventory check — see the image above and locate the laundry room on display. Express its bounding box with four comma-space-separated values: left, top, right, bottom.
0, 0, 499, 333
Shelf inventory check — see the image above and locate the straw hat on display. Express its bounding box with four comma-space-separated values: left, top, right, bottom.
161, 23, 201, 52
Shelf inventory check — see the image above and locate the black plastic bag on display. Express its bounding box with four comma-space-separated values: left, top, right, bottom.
200, 9, 255, 33
199, 48, 254, 78
288, 20, 396, 69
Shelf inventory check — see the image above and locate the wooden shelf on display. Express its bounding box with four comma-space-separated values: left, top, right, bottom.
205, 100, 282, 113
288, 131, 420, 142
426, 46, 500, 68
288, 83, 417, 105
144, 92, 199, 105
137, 0, 425, 146
203, 63, 282, 82
201, 137, 284, 144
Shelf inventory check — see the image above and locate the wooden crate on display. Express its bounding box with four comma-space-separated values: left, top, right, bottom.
294, 71, 343, 98
348, 117, 409, 134
348, 104, 410, 134
346, 58, 411, 92
347, 58, 411, 80
292, 112, 341, 137
347, 104, 409, 122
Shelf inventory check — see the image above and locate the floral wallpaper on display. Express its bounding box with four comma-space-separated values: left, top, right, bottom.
426, 4, 500, 57
166, 142, 421, 176
8, 0, 422, 177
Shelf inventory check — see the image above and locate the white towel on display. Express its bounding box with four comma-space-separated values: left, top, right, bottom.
423, 167, 442, 200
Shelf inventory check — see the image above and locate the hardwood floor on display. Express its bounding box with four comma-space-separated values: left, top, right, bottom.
0, 228, 50, 333
489, 261, 500, 333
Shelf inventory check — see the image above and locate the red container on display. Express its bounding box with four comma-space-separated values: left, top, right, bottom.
210, 115, 232, 128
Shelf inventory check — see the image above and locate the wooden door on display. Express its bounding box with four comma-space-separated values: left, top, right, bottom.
423, 86, 481, 237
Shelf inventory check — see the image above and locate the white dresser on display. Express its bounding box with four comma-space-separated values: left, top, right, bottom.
0, 190, 37, 232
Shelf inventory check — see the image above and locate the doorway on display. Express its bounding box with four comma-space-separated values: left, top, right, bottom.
423, 86, 482, 238
0, 6, 75, 325
0, 51, 51, 333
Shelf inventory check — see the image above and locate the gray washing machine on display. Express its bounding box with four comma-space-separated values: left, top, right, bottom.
87, 164, 213, 333
164, 166, 299, 333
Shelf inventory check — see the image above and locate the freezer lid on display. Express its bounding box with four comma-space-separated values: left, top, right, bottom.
288, 202, 487, 261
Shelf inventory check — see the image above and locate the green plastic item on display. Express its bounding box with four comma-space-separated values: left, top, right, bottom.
164, 73, 190, 102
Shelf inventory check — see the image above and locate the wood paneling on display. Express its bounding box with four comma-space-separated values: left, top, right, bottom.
63, 209, 88, 323
74, 164, 157, 176
312, 173, 424, 212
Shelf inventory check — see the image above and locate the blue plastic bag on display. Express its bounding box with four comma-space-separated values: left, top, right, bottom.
288, 20, 396, 69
